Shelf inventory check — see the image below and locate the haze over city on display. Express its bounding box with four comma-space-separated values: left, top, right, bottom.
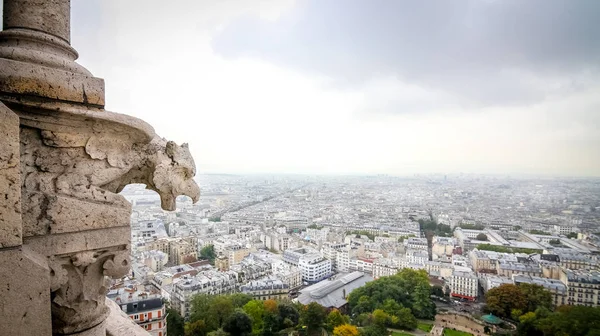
61, 0, 600, 176
3, 1, 600, 336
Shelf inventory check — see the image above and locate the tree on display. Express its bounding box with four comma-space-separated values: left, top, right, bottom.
185, 320, 210, 336
347, 268, 435, 320
200, 245, 216, 264
371, 309, 389, 327
301, 302, 327, 335
222, 310, 252, 336
230, 293, 253, 308
567, 232, 578, 239
261, 312, 282, 336
326, 309, 349, 331
333, 324, 359, 336
431, 285, 445, 297
211, 296, 235, 328
278, 301, 299, 326
485, 284, 528, 318
476, 233, 488, 241
360, 324, 387, 336
549, 239, 561, 245
243, 300, 265, 332
206, 330, 228, 336
167, 307, 185, 336
263, 299, 278, 313
189, 294, 235, 331
518, 283, 553, 313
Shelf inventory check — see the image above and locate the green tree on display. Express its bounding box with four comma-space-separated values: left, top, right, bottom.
519, 283, 553, 313
347, 269, 435, 320
371, 309, 389, 327
476, 233, 488, 241
206, 330, 228, 336
223, 310, 253, 336
200, 245, 216, 264
278, 301, 299, 326
484, 284, 527, 318
567, 232, 578, 239
243, 300, 265, 332
230, 293, 253, 308
360, 324, 387, 336
261, 312, 282, 336
326, 309, 349, 331
167, 307, 185, 336
185, 320, 210, 336
301, 302, 327, 335
189, 294, 234, 331
431, 285, 445, 297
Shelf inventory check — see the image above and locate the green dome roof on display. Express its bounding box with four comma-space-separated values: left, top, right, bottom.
482, 314, 502, 325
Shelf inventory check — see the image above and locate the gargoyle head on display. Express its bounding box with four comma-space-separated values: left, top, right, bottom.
150, 139, 200, 211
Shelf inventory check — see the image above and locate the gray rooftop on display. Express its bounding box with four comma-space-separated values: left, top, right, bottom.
296, 271, 373, 308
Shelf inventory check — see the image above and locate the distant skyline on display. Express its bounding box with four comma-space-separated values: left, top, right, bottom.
56, 1, 600, 176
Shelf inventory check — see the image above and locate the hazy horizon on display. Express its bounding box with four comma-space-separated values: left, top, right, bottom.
29, 1, 600, 176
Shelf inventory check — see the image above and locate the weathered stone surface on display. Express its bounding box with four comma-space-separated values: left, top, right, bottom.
19, 123, 200, 212
0, 246, 52, 335
49, 247, 131, 334
21, 192, 131, 235
3, 0, 71, 42
24, 227, 131, 257
106, 298, 151, 336
0, 58, 105, 105
0, 0, 201, 334
0, 102, 21, 248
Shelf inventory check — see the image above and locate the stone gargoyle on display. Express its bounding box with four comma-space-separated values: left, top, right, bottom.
21, 127, 200, 210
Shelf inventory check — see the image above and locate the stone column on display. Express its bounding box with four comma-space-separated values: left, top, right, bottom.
0, 0, 200, 335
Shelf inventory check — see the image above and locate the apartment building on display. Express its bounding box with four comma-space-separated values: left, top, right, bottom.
226, 244, 250, 266
171, 270, 238, 318
513, 274, 567, 307
450, 270, 479, 301
299, 254, 332, 283
496, 260, 542, 278
372, 258, 401, 279
240, 277, 290, 301
107, 287, 167, 336
404, 237, 429, 251
560, 268, 600, 307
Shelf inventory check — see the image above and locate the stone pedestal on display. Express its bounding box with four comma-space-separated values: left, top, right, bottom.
0, 0, 200, 335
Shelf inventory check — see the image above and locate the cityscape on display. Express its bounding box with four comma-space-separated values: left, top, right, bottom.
114, 174, 600, 335
1, 0, 599, 336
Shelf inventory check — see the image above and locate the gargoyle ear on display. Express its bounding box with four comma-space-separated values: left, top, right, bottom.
182, 143, 189, 149
166, 141, 177, 159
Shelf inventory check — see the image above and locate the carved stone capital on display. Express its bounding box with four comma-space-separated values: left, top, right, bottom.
49, 246, 130, 335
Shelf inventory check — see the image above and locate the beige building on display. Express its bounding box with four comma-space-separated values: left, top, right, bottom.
560, 268, 600, 307
226, 244, 250, 266
496, 260, 542, 278
170, 238, 198, 266
215, 254, 230, 271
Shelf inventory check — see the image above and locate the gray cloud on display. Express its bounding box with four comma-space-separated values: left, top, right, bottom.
212, 0, 600, 108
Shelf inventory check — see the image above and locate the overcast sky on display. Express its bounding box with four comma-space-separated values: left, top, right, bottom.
66, 0, 600, 176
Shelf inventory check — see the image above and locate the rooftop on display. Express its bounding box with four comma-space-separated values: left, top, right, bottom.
296, 271, 373, 308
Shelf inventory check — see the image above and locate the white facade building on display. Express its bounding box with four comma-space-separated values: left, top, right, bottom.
450, 270, 479, 301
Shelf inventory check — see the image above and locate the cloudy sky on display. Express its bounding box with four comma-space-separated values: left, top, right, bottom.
67, 0, 600, 176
